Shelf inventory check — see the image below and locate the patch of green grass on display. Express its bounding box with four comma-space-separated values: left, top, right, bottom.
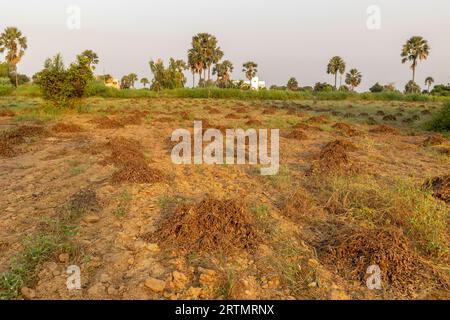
216, 270, 235, 299
0, 189, 98, 300
267, 165, 291, 187
309, 174, 448, 256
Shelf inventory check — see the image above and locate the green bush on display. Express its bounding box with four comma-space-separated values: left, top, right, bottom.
425, 102, 450, 132
404, 80, 421, 94
35, 53, 93, 106
431, 84, 450, 97
0, 77, 14, 96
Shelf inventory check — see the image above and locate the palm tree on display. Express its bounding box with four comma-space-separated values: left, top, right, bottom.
327, 56, 345, 89
187, 49, 202, 87
345, 69, 362, 91
401, 36, 430, 82
128, 73, 138, 88
213, 60, 234, 88
242, 61, 258, 85
424, 76, 434, 93
140, 77, 149, 89
79, 50, 99, 71
0, 27, 28, 87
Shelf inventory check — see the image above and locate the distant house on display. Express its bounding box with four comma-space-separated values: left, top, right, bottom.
105, 78, 120, 89
241, 76, 266, 90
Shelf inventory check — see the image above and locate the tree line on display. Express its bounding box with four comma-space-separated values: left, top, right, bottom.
0, 26, 447, 96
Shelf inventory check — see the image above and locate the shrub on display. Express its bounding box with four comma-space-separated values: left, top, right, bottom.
35, 53, 93, 107
313, 82, 333, 92
0, 77, 14, 96
425, 102, 450, 132
404, 80, 421, 94
431, 84, 450, 97
369, 82, 384, 93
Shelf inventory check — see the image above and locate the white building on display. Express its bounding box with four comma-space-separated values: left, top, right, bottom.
244, 76, 266, 90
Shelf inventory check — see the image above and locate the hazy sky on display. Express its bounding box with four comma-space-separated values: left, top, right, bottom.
1, 0, 449, 90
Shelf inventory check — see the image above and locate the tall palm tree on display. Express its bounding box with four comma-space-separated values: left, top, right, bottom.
213, 60, 234, 88
0, 27, 28, 87
242, 61, 258, 85
128, 73, 138, 88
140, 77, 149, 89
424, 76, 434, 93
345, 69, 362, 91
401, 36, 430, 82
79, 50, 99, 71
187, 49, 202, 87
327, 56, 345, 89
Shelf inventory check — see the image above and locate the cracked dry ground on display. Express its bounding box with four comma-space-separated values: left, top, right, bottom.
0, 97, 449, 300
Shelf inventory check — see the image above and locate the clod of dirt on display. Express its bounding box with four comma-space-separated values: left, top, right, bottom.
262, 108, 276, 115
425, 175, 450, 204
369, 125, 398, 135
421, 110, 432, 115
376, 110, 385, 116
0, 109, 15, 117
286, 129, 308, 140
307, 140, 358, 175
51, 122, 83, 133
318, 226, 434, 295
332, 123, 359, 137
150, 198, 261, 254
382, 115, 397, 121
103, 137, 164, 184
91, 117, 125, 129
423, 134, 446, 147
366, 117, 377, 125
0, 125, 47, 157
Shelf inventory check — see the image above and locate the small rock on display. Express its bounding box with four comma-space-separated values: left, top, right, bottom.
21, 287, 36, 300
59, 253, 70, 263
308, 282, 318, 288
144, 277, 166, 293
84, 215, 100, 223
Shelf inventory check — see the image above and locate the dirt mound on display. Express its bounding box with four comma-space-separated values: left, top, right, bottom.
151, 198, 261, 254
103, 137, 164, 184
154, 117, 173, 123
318, 226, 432, 295
234, 107, 247, 113
66, 188, 100, 216
0, 109, 15, 117
332, 122, 359, 137
425, 175, 450, 204
225, 113, 240, 119
120, 114, 143, 125
0, 125, 47, 157
383, 114, 397, 121
262, 108, 276, 115
286, 129, 308, 140
423, 134, 446, 147
308, 115, 329, 123
283, 188, 313, 221
308, 140, 357, 175
208, 108, 221, 114
91, 117, 125, 129
293, 123, 323, 131
245, 119, 262, 126
51, 122, 83, 133
369, 125, 398, 135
